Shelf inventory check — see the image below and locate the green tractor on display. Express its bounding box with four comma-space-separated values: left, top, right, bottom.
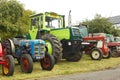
26, 12, 87, 63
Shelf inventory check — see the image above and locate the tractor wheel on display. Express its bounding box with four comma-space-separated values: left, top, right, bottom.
40, 53, 55, 70
20, 54, 33, 73
90, 48, 103, 60
103, 51, 111, 59
111, 50, 120, 57
2, 39, 15, 56
65, 51, 83, 62
2, 55, 14, 76
42, 34, 63, 63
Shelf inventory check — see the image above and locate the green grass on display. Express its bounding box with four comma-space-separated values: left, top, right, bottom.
1, 54, 120, 80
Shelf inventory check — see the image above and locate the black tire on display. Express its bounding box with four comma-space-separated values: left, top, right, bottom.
66, 51, 83, 62
40, 53, 55, 70
2, 55, 14, 76
111, 50, 120, 57
90, 48, 103, 60
103, 51, 111, 59
42, 34, 63, 63
20, 54, 33, 73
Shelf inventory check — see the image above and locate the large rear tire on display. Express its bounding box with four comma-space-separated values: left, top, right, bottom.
42, 34, 63, 63
40, 53, 55, 70
2, 39, 15, 56
90, 48, 103, 60
20, 54, 33, 73
2, 55, 14, 76
111, 50, 120, 57
65, 51, 83, 62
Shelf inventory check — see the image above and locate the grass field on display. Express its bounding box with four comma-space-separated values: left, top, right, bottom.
0, 54, 120, 80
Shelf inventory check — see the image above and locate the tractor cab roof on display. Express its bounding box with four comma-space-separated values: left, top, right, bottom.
30, 12, 64, 18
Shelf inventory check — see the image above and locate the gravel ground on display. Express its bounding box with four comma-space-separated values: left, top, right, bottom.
29, 65, 120, 80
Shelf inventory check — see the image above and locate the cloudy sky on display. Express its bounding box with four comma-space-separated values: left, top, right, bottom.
17, 0, 120, 24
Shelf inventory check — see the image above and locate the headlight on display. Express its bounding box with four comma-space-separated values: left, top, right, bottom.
25, 42, 29, 47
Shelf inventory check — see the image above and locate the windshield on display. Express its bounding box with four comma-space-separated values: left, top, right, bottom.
114, 37, 120, 42
79, 26, 88, 38
45, 16, 62, 29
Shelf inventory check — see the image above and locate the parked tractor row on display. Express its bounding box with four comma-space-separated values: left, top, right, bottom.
0, 38, 55, 76
89, 33, 120, 57
1, 12, 120, 76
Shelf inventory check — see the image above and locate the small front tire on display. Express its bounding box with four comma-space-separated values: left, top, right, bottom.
20, 54, 33, 73
103, 51, 111, 59
40, 53, 55, 71
2, 55, 14, 76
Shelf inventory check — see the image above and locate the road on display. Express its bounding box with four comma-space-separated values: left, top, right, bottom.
38, 66, 120, 80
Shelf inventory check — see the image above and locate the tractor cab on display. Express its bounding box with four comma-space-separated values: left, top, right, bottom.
106, 34, 114, 42
30, 12, 65, 31
28, 12, 88, 62
73, 24, 88, 38
28, 12, 83, 41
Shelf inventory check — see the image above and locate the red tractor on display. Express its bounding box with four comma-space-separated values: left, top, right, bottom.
89, 33, 120, 57
106, 34, 120, 57
0, 41, 14, 76
83, 35, 111, 60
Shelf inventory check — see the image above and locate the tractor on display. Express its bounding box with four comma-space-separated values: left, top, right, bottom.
88, 33, 120, 57
26, 12, 87, 63
5, 38, 54, 73
83, 35, 111, 60
106, 34, 120, 57
0, 40, 14, 76
74, 26, 111, 60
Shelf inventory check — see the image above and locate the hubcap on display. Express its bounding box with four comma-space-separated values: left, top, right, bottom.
92, 51, 100, 59
45, 40, 52, 54
103, 53, 109, 57
43, 57, 50, 68
22, 58, 29, 70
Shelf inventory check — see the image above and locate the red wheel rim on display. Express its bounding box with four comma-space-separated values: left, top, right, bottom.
21, 57, 29, 71
42, 57, 50, 68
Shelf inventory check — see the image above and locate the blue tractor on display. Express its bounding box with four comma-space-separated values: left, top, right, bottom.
4, 38, 55, 73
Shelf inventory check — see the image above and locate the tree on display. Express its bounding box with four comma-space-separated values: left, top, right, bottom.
17, 9, 34, 34
82, 14, 120, 36
0, 0, 24, 39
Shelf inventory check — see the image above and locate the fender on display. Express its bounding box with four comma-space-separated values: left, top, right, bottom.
0, 43, 3, 57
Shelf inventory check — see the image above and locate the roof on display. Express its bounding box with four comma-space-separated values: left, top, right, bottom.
108, 15, 120, 24
30, 12, 64, 18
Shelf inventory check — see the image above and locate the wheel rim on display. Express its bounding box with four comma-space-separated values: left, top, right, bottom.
3, 59, 9, 74
42, 57, 50, 68
21, 57, 29, 71
111, 51, 118, 57
103, 53, 109, 57
45, 40, 52, 54
92, 51, 100, 59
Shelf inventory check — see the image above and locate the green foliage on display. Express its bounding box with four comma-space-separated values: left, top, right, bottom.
0, 0, 24, 39
82, 14, 120, 36
0, 0, 34, 39
17, 9, 34, 34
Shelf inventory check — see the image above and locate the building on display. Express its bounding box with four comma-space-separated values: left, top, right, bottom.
108, 15, 120, 29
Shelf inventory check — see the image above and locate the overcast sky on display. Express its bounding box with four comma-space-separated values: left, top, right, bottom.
17, 0, 120, 24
